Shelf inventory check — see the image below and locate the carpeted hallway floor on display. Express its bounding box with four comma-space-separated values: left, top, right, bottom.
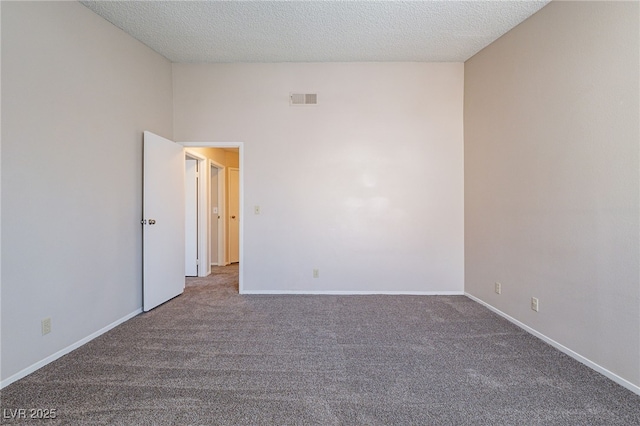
1, 264, 639, 425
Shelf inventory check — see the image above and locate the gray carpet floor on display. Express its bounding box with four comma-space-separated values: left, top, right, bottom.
2, 264, 640, 425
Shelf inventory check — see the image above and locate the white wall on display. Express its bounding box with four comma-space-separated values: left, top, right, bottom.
1, 2, 173, 383
464, 1, 640, 388
174, 63, 464, 293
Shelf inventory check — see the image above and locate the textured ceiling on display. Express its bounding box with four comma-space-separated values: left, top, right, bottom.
81, 1, 550, 63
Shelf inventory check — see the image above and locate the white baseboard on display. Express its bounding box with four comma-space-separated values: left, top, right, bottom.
241, 290, 464, 295
0, 309, 142, 389
465, 293, 640, 397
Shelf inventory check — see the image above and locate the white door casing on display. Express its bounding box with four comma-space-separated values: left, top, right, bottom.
184, 158, 198, 276
143, 131, 185, 311
184, 149, 210, 277
228, 167, 240, 264
209, 160, 225, 267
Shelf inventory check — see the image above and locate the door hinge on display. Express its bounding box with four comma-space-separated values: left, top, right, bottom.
196, 259, 200, 265
141, 219, 147, 225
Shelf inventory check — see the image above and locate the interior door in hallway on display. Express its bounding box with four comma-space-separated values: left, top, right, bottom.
210, 164, 221, 266
228, 167, 240, 263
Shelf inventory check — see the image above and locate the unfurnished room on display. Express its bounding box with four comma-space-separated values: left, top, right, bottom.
1, 1, 639, 424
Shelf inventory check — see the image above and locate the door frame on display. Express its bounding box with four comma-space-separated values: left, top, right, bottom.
227, 167, 240, 264
209, 159, 226, 268
180, 142, 244, 293
184, 156, 199, 276
184, 149, 209, 277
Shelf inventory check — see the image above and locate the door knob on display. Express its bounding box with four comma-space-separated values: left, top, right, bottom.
149, 219, 156, 225
231, 216, 236, 219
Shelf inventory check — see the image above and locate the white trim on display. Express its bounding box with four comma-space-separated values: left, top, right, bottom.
242, 290, 464, 295
0, 309, 142, 389
209, 159, 225, 269
184, 149, 210, 277
465, 293, 640, 397
219, 166, 228, 266
227, 167, 240, 264
178, 142, 244, 293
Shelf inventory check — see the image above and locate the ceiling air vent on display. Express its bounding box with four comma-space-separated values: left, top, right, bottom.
290, 93, 318, 106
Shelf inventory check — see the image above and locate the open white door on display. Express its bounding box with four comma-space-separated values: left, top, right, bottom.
143, 131, 185, 311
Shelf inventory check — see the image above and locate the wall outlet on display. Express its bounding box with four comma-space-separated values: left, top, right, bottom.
531, 297, 539, 312
313, 269, 319, 278
42, 318, 52, 335
494, 282, 501, 294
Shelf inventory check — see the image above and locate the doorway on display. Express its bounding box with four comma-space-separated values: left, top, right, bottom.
180, 142, 244, 293
142, 133, 244, 311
